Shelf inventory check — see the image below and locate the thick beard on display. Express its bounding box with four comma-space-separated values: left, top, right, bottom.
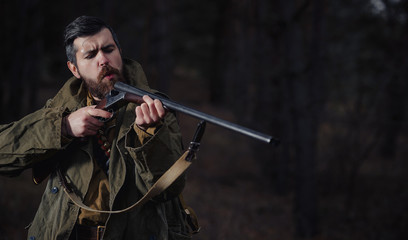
82, 65, 122, 100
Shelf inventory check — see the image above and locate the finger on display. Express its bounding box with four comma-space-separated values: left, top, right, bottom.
80, 129, 95, 137
86, 122, 101, 132
154, 99, 166, 118
87, 108, 113, 119
84, 114, 105, 128
142, 95, 161, 121
140, 103, 153, 125
135, 106, 144, 125
142, 95, 154, 105
87, 128, 99, 135
148, 101, 159, 122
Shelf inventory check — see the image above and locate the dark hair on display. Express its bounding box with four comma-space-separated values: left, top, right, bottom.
64, 16, 121, 65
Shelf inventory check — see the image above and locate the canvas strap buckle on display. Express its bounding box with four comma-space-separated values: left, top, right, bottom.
97, 226, 105, 240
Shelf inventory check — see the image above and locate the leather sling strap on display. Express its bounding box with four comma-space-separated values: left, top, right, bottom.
58, 150, 193, 214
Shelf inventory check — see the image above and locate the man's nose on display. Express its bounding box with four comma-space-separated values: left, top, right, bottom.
98, 52, 109, 66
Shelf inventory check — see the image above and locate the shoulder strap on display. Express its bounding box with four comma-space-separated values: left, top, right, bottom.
58, 150, 192, 214
58, 120, 206, 214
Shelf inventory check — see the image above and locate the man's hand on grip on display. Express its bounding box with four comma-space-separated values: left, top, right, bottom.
62, 106, 112, 137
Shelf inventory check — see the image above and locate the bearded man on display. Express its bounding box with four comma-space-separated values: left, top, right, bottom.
0, 16, 192, 240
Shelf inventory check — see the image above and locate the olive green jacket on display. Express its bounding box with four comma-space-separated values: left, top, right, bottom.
0, 59, 191, 240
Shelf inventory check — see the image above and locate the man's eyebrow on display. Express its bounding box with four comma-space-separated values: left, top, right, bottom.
81, 44, 115, 55
82, 48, 97, 55
101, 44, 116, 50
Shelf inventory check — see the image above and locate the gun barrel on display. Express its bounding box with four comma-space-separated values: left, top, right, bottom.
114, 82, 278, 144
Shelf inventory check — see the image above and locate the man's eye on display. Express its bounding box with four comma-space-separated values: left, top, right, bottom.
85, 53, 96, 59
103, 48, 114, 53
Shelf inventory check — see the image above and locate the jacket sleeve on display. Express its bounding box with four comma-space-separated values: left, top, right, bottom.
0, 106, 67, 177
124, 111, 185, 201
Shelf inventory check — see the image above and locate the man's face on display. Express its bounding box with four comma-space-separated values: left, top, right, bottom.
68, 28, 123, 100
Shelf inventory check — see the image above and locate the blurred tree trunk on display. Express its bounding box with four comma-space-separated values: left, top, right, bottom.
210, 0, 228, 104
380, 77, 405, 158
378, 3, 408, 159
2, 0, 42, 123
210, 0, 289, 199
143, 0, 172, 93
212, 0, 255, 119
6, 1, 27, 122
212, 0, 289, 193
249, 0, 289, 194
279, 0, 324, 237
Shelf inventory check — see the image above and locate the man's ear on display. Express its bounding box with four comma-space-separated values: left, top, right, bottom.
67, 61, 81, 79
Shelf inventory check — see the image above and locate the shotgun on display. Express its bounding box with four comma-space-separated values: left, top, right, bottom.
97, 82, 279, 145
33, 82, 278, 184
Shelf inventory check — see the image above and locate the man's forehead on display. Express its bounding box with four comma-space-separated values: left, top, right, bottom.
74, 28, 115, 53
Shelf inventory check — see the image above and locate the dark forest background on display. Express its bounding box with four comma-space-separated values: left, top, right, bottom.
1, 0, 408, 239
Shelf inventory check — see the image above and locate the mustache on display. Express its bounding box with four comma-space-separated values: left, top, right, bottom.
97, 65, 121, 82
